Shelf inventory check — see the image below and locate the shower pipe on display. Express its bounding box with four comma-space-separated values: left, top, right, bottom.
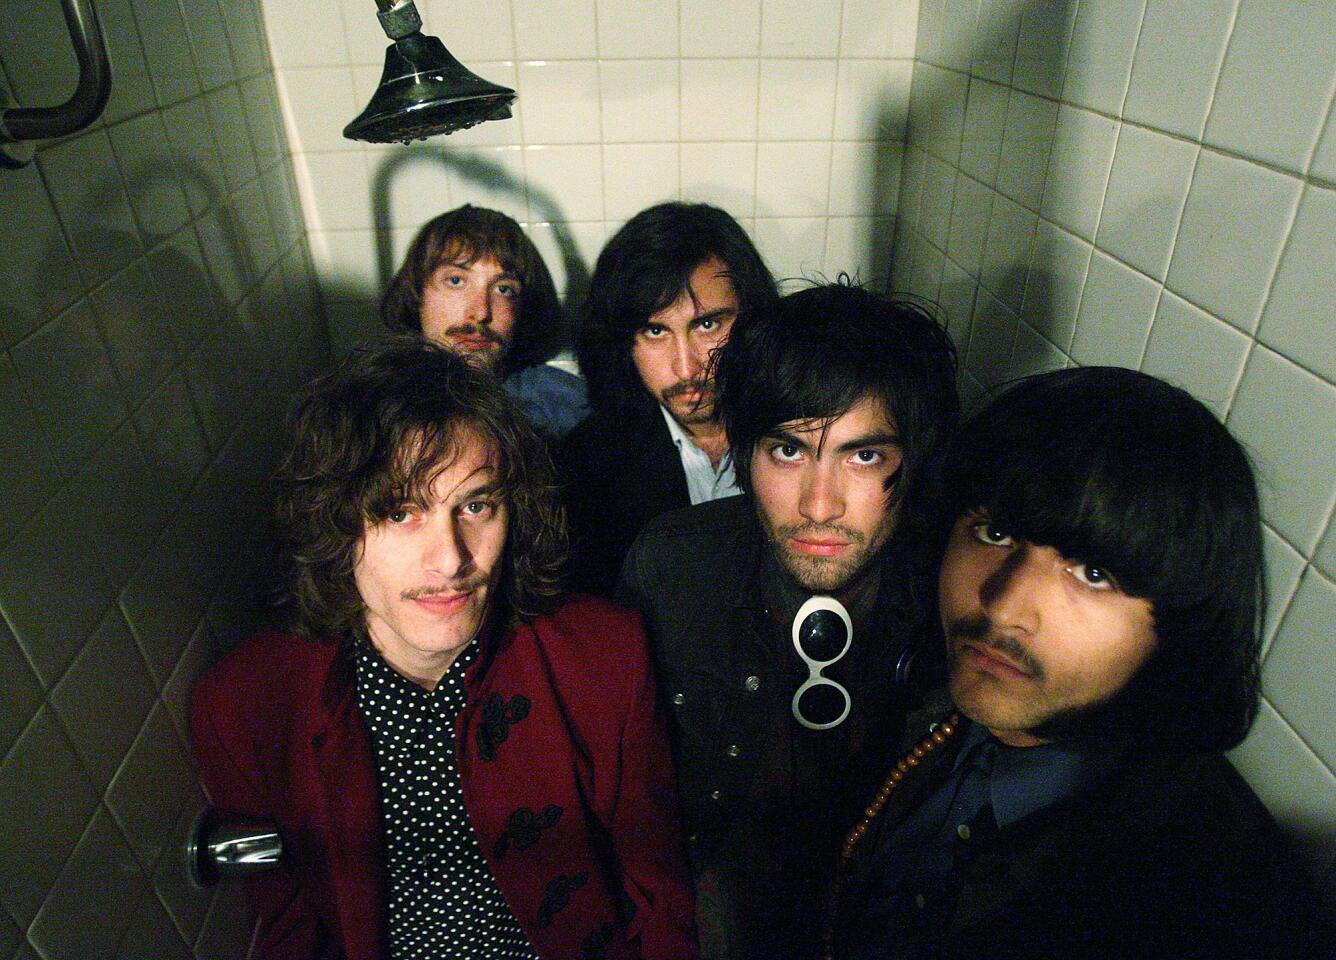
1, 0, 111, 169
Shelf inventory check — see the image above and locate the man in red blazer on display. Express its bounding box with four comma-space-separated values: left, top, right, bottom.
191, 340, 697, 960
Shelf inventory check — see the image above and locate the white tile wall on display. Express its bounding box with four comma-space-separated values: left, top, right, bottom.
0, 1, 325, 955
896, 0, 1336, 896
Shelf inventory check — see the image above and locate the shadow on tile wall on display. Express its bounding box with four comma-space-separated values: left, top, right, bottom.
0, 1, 327, 955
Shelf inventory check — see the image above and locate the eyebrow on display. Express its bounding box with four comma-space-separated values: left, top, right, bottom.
692, 307, 736, 324
763, 427, 900, 454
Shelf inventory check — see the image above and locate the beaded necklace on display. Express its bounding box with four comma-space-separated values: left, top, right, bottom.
821, 712, 964, 960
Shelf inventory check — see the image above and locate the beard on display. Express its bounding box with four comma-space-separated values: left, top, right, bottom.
659, 379, 716, 426
762, 519, 880, 592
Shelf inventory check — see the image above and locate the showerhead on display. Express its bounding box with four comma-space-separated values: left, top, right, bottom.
344, 0, 516, 145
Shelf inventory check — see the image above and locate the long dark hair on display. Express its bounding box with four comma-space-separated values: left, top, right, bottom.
942, 366, 1264, 750
274, 339, 567, 642
381, 205, 562, 373
716, 280, 960, 544
577, 202, 777, 418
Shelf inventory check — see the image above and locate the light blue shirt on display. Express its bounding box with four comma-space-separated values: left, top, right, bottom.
659, 404, 740, 505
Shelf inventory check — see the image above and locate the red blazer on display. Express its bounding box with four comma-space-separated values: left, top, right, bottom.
191, 596, 698, 960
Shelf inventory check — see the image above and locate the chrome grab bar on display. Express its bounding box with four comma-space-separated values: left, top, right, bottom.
189, 809, 284, 887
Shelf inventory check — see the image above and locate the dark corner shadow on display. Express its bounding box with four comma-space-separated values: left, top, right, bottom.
364, 144, 591, 356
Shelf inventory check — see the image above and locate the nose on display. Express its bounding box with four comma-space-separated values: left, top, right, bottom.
979, 546, 1042, 636
798, 463, 845, 525
422, 517, 472, 578
671, 335, 704, 382
466, 285, 491, 326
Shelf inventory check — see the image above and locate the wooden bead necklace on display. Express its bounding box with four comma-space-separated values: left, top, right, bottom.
821, 712, 963, 960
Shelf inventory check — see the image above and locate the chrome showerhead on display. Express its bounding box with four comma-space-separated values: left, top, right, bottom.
344, 0, 516, 145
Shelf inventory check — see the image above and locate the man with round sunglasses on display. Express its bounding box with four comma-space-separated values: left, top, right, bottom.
619, 282, 960, 960
830, 367, 1328, 960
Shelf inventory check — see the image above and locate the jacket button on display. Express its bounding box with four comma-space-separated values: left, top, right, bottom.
726, 744, 741, 758
744, 675, 761, 692
710, 789, 722, 800
671, 692, 686, 706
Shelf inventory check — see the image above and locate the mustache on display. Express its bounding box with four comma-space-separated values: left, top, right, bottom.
443, 323, 505, 345
774, 521, 867, 547
402, 575, 488, 601
946, 613, 1045, 679
662, 379, 711, 401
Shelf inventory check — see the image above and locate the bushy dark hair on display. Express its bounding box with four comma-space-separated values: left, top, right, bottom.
577, 202, 777, 417
381, 205, 562, 373
273, 339, 567, 643
716, 281, 960, 542
942, 366, 1264, 751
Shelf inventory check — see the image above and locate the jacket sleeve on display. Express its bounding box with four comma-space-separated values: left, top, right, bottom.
190, 667, 340, 960
606, 621, 700, 960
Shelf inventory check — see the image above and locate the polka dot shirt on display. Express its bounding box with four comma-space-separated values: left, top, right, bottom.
353, 642, 538, 959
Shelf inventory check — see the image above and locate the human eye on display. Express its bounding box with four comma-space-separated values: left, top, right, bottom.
968, 518, 1013, 547
495, 280, 520, 298
460, 498, 497, 520
639, 323, 667, 339
767, 442, 803, 463
850, 449, 885, 466
386, 504, 418, 525
1068, 562, 1117, 591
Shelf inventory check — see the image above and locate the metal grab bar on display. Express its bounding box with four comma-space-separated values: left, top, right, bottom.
1, 0, 112, 166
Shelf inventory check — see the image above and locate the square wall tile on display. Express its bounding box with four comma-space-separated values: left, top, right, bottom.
183, 0, 234, 90
1262, 569, 1336, 773
381, 153, 455, 234
277, 67, 360, 155
971, 0, 1025, 85
0, 616, 42, 762
0, 0, 79, 110
299, 151, 374, 231
90, 263, 182, 409
756, 142, 832, 219
1167, 150, 1302, 335
1096, 124, 1197, 282
600, 60, 680, 143
828, 141, 900, 217
420, 0, 515, 60
513, 0, 597, 59
979, 193, 1037, 312
162, 98, 227, 217
959, 78, 1008, 187
833, 59, 913, 142
965, 290, 1020, 388
1313, 103, 1336, 182
262, 0, 351, 68
682, 60, 760, 142
840, 0, 918, 59
205, 86, 259, 190
897, 146, 927, 233
518, 60, 601, 144
995, 90, 1058, 210
602, 143, 680, 221
132, 371, 212, 505
1061, 0, 1146, 116
918, 153, 955, 249
938, 257, 980, 348
525, 146, 606, 222
946, 174, 995, 276
0, 161, 81, 347
1070, 250, 1159, 369
1229, 700, 1336, 875
1008, 318, 1069, 378
37, 130, 143, 287
1140, 291, 1249, 419
926, 0, 978, 72
1258, 185, 1336, 384
760, 0, 841, 57
0, 707, 98, 926
1261, 525, 1306, 649
134, 0, 202, 105
98, 0, 158, 124
116, 887, 192, 960
1011, 0, 1078, 99
120, 527, 213, 689
597, 0, 679, 58
909, 63, 968, 165
682, 142, 758, 216
907, 236, 946, 305
105, 703, 197, 871
824, 216, 895, 289
337, 0, 387, 66
1022, 218, 1092, 357
1227, 346, 1336, 554
1040, 105, 1119, 242
222, 1, 270, 78
1318, 510, 1336, 583
759, 60, 839, 141
1124, 0, 1236, 140
754, 217, 829, 284
1206, 0, 1336, 174
681, 0, 762, 57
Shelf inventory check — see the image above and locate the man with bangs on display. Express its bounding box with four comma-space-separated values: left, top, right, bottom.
383, 204, 589, 438
831, 366, 1327, 960
620, 283, 960, 960
192, 342, 696, 960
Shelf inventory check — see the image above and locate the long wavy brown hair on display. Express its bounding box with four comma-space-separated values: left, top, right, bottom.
273, 338, 567, 642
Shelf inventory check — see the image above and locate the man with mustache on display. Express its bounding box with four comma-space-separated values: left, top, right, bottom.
619, 283, 960, 959
559, 202, 777, 596
192, 342, 696, 960
831, 367, 1327, 960
383, 204, 589, 438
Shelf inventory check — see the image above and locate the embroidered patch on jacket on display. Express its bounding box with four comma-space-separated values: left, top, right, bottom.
477, 693, 531, 761
535, 872, 589, 928
493, 804, 563, 859
581, 921, 616, 960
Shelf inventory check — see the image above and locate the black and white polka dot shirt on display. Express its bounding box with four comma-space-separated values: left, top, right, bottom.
352, 642, 538, 959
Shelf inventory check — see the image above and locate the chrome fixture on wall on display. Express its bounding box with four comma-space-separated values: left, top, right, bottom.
189, 809, 284, 887
344, 0, 516, 144
0, 0, 111, 169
